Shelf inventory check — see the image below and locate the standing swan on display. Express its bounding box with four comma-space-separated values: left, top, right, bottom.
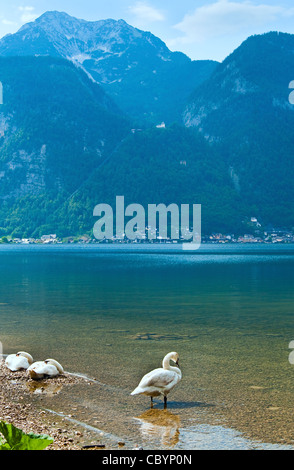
5, 351, 33, 371
27, 359, 64, 380
131, 352, 182, 408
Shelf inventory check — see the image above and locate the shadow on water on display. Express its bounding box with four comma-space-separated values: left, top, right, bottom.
153, 400, 215, 410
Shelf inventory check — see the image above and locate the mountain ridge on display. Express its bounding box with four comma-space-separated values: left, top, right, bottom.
0, 11, 218, 124
0, 15, 293, 236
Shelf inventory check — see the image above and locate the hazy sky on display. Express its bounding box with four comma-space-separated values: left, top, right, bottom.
1, 0, 294, 61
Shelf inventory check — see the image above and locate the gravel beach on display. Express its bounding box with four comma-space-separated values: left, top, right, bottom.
0, 363, 120, 450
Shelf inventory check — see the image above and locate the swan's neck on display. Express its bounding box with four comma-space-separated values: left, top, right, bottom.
162, 355, 181, 377
162, 355, 173, 370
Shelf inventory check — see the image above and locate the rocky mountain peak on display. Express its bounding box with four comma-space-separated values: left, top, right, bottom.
0, 10, 217, 123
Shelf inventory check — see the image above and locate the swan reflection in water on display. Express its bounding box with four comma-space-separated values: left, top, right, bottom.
135, 409, 181, 447
26, 380, 63, 396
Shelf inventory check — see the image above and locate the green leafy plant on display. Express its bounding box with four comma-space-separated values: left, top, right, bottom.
0, 421, 53, 450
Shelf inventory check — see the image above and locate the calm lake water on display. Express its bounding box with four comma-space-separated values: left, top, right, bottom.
0, 243, 294, 450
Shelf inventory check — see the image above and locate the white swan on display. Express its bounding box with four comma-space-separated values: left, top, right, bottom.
5, 351, 33, 371
131, 352, 182, 408
27, 359, 64, 380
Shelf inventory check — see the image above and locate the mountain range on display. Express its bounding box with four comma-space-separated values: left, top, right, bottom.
0, 11, 217, 125
0, 12, 293, 238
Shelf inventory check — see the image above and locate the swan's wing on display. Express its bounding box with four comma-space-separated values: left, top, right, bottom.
5, 354, 17, 370
5, 354, 29, 371
27, 361, 44, 371
16, 357, 30, 369
44, 365, 59, 376
139, 369, 176, 390
32, 363, 58, 376
5, 354, 16, 364
28, 362, 59, 378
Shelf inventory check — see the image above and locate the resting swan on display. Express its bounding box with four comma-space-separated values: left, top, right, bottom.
131, 352, 182, 408
5, 351, 33, 371
27, 359, 64, 380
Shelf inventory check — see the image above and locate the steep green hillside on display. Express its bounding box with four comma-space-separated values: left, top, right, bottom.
184, 32, 294, 228
33, 126, 245, 238
0, 56, 130, 237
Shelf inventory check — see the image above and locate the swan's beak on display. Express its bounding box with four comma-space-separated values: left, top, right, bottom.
176, 359, 180, 367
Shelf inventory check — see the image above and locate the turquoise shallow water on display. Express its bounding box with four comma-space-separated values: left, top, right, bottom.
0, 244, 294, 449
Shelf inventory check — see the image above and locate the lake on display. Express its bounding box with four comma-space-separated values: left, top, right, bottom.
0, 243, 294, 450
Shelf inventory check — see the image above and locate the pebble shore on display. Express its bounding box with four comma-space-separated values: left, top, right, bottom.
0, 364, 111, 450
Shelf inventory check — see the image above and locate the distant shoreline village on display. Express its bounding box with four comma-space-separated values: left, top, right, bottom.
2, 228, 294, 245
1, 212, 293, 246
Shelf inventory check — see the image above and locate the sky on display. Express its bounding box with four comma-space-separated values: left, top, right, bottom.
1, 0, 294, 61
